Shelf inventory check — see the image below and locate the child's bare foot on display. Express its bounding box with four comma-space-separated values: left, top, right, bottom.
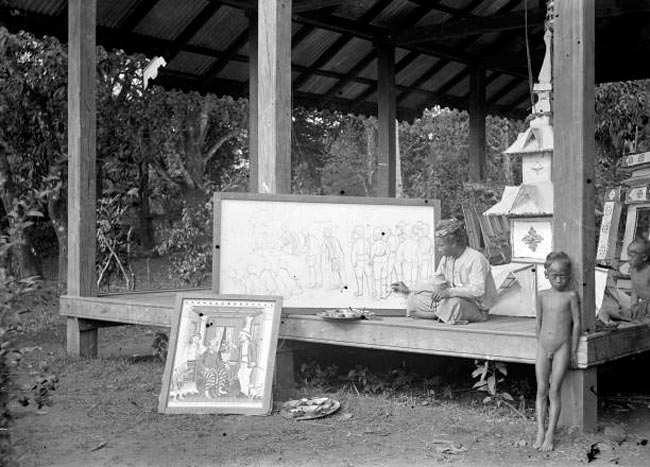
539, 432, 554, 451
533, 430, 545, 450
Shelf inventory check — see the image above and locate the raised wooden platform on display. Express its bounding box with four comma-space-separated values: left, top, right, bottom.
60, 289, 650, 430
60, 290, 650, 369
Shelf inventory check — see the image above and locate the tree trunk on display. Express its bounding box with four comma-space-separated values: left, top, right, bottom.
137, 161, 155, 252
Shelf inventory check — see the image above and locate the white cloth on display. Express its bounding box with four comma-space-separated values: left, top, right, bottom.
435, 247, 498, 311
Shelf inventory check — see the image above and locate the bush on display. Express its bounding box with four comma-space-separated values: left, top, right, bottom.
155, 201, 212, 287
1, 222, 55, 465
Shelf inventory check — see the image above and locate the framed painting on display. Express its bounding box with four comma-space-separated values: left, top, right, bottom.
213, 192, 440, 313
158, 293, 282, 415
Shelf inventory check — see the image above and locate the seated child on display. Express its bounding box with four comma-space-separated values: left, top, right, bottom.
534, 251, 580, 452
391, 274, 449, 320
598, 239, 650, 326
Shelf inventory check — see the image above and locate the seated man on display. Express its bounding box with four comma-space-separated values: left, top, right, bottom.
391, 218, 498, 324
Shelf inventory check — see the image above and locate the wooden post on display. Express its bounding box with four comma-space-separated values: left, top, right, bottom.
377, 43, 396, 197
469, 64, 486, 182
273, 340, 296, 400
248, 11, 259, 193
66, 317, 99, 358
257, 0, 292, 194
553, 0, 597, 430
67, 0, 98, 357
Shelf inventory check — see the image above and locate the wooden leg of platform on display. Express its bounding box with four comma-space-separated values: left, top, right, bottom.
273, 340, 296, 400
559, 367, 597, 430
66, 317, 98, 358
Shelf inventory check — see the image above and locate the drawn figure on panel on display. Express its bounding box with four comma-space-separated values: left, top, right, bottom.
350, 225, 372, 297
398, 225, 419, 285
416, 221, 434, 283
386, 227, 400, 285
169, 362, 196, 401
274, 259, 303, 298
258, 261, 278, 294
237, 323, 258, 398
304, 231, 323, 288
199, 338, 229, 398
221, 271, 245, 294
186, 333, 206, 381
322, 226, 346, 289
280, 226, 302, 256
370, 227, 389, 298
220, 331, 239, 383
244, 265, 265, 294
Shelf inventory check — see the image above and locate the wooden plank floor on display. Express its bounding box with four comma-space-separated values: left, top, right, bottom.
60, 290, 650, 368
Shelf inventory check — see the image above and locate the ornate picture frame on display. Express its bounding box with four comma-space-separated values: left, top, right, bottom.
158, 293, 282, 415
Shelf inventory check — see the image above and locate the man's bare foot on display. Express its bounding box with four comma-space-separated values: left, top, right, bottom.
539, 432, 554, 451
533, 430, 545, 450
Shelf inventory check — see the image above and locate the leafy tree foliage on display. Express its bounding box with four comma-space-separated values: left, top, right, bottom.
595, 80, 650, 200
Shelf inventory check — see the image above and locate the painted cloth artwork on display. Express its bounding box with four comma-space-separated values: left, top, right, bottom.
406, 247, 498, 324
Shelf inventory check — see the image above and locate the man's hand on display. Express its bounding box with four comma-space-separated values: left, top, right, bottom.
430, 288, 450, 301
390, 281, 410, 294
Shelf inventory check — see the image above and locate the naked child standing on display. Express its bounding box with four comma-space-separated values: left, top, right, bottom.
534, 251, 581, 451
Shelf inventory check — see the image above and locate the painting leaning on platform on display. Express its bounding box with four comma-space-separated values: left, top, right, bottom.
391, 218, 498, 324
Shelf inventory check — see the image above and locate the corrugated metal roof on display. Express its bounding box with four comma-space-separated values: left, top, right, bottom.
6, 0, 648, 120
134, 0, 208, 41
167, 51, 216, 76
292, 28, 342, 68
188, 6, 248, 50
15, 0, 64, 16
322, 38, 373, 74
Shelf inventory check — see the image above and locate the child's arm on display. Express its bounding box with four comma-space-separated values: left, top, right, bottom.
570, 291, 581, 368
535, 292, 543, 338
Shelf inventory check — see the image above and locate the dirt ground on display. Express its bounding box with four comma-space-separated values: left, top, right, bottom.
9, 283, 650, 467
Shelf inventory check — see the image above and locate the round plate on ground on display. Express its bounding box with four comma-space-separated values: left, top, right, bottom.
280, 397, 341, 420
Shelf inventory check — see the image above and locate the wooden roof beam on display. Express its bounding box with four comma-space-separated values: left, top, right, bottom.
199, 29, 249, 91
396, 0, 521, 105
292, 0, 393, 91
348, 50, 420, 110
319, 52, 376, 104
393, 8, 546, 45
165, 1, 223, 62
486, 77, 523, 106
292, 0, 346, 13
399, 1, 650, 46
337, 1, 440, 109
120, 0, 160, 32
407, 0, 481, 20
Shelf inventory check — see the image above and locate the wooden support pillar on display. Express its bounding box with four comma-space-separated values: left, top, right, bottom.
67, 0, 98, 357
469, 64, 486, 182
66, 317, 98, 358
248, 11, 259, 193
377, 43, 396, 197
257, 0, 292, 194
273, 340, 297, 400
553, 0, 596, 430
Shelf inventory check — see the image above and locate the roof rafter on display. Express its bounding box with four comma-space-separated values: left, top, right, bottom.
292, 0, 393, 92
166, 1, 224, 63
392, 8, 546, 46
343, 1, 444, 111
396, 0, 519, 106
292, 0, 347, 14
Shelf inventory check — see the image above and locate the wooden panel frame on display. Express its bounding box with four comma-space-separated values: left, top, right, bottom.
159, 293, 282, 415
212, 192, 441, 312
